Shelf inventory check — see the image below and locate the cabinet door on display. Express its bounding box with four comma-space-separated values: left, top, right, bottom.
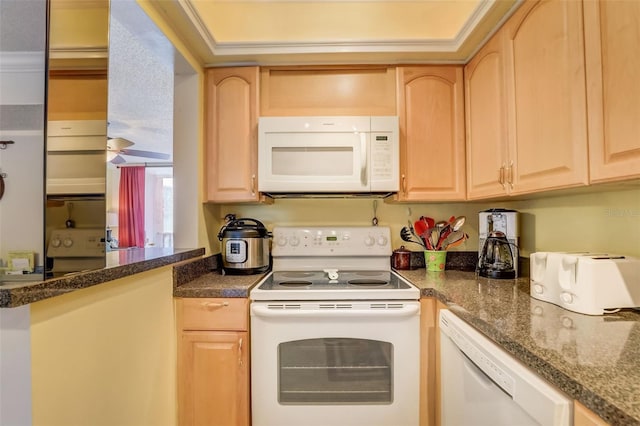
584, 0, 640, 183
397, 66, 466, 201
205, 67, 260, 202
504, 0, 589, 195
178, 331, 249, 426
465, 33, 510, 200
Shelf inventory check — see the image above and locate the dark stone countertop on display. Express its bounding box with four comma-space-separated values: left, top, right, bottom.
397, 269, 640, 426
172, 254, 266, 298
0, 247, 205, 308
174, 263, 640, 425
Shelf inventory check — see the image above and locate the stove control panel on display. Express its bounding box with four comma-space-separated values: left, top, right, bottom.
272, 226, 391, 256
47, 228, 105, 258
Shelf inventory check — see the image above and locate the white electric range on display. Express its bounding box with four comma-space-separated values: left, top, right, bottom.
250, 226, 420, 426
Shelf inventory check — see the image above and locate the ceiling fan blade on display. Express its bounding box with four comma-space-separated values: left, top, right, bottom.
120, 149, 170, 160
110, 154, 127, 164
107, 137, 135, 150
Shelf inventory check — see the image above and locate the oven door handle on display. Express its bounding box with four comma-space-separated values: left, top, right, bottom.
251, 303, 419, 319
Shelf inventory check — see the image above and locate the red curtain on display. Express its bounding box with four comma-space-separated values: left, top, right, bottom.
118, 166, 145, 247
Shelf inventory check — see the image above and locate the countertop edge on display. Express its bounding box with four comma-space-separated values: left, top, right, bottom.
0, 247, 205, 308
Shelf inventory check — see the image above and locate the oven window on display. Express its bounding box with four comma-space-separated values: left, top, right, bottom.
278, 338, 393, 405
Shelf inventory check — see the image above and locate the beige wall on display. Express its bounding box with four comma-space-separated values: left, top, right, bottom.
204, 186, 640, 259
30, 267, 177, 426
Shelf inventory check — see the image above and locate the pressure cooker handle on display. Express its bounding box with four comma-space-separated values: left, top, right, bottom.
217, 217, 272, 240
232, 218, 267, 229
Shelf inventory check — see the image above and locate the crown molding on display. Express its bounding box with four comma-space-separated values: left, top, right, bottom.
178, 0, 501, 60
0, 52, 46, 73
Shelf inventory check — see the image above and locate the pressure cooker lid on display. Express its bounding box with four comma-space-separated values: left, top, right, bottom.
218, 218, 271, 240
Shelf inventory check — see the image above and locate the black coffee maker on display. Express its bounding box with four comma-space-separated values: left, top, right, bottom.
477, 231, 517, 279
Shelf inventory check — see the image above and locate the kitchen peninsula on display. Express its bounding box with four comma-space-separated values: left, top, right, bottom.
0, 247, 204, 425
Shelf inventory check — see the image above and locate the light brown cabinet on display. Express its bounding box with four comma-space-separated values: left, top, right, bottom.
205, 67, 263, 203
466, 0, 590, 199
584, 0, 640, 183
503, 0, 589, 195
419, 298, 437, 426
176, 298, 250, 426
464, 32, 510, 199
574, 400, 610, 426
396, 66, 466, 201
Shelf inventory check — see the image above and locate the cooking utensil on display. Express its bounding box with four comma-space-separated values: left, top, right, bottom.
423, 216, 435, 229
65, 202, 75, 228
371, 200, 379, 226
430, 229, 440, 250
435, 215, 467, 250
400, 226, 424, 247
400, 227, 425, 249
443, 232, 469, 250
414, 219, 427, 237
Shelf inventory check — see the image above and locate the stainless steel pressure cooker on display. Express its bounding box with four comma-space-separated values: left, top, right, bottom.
217, 217, 271, 274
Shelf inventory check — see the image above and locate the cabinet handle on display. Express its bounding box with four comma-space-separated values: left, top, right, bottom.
203, 301, 229, 309
507, 161, 514, 189
401, 174, 406, 194
498, 165, 506, 189
251, 174, 256, 196
238, 337, 244, 367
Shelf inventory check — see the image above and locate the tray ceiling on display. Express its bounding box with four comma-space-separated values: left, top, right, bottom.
154, 0, 521, 66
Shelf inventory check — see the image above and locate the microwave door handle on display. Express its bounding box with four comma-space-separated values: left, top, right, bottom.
360, 133, 367, 186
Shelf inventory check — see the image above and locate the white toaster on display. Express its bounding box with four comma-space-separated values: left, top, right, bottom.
530, 252, 640, 315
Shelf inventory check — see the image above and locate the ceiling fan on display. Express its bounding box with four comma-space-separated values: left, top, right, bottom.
107, 137, 171, 164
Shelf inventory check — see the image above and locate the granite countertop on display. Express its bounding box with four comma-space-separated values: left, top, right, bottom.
0, 247, 205, 308
396, 269, 640, 426
175, 263, 640, 425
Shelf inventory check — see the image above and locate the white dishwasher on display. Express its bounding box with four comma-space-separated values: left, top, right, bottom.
439, 310, 572, 426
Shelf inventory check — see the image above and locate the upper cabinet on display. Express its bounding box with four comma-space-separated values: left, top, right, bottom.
584, 0, 640, 183
205, 67, 263, 203
396, 66, 466, 201
465, 33, 509, 200
466, 0, 590, 199
502, 0, 589, 195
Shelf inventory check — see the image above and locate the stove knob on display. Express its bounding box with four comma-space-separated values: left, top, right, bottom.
560, 292, 574, 304
50, 238, 62, 248
276, 236, 287, 247
364, 236, 375, 246
377, 235, 388, 246
290, 236, 300, 247
63, 238, 73, 248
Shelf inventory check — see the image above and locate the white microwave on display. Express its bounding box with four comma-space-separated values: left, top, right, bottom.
258, 116, 399, 195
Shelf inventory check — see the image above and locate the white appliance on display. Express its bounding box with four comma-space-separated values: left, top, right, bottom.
479, 208, 520, 275
439, 310, 572, 426
250, 226, 420, 426
530, 252, 640, 315
47, 120, 106, 195
258, 116, 399, 194
47, 228, 105, 273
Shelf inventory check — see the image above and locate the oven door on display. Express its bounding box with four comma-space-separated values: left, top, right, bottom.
250, 301, 420, 426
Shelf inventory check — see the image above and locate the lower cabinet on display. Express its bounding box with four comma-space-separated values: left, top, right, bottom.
176, 298, 250, 426
574, 401, 610, 426
420, 298, 448, 426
